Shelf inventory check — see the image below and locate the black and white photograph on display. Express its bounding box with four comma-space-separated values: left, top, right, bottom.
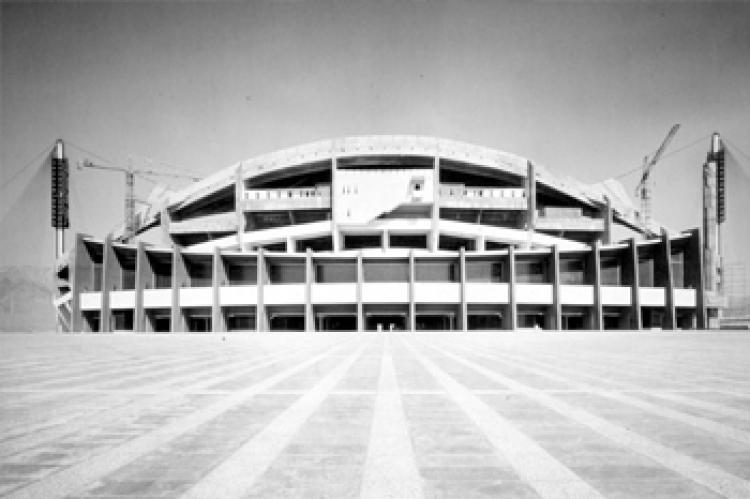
1, 1, 750, 497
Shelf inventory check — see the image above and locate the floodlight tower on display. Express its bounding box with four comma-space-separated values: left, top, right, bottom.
51, 139, 69, 260
703, 132, 726, 327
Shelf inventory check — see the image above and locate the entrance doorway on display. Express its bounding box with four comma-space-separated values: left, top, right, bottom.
366, 314, 407, 332
415, 314, 455, 331
317, 314, 357, 331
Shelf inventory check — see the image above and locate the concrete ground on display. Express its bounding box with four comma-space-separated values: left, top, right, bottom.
1, 332, 750, 498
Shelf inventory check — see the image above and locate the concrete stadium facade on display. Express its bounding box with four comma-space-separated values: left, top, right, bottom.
54, 136, 707, 332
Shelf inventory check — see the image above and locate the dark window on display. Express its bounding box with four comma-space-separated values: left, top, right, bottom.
466, 261, 503, 282
315, 262, 356, 283
600, 257, 621, 286
226, 262, 257, 285
415, 261, 456, 282
269, 263, 306, 284
560, 258, 586, 285
364, 261, 409, 282
516, 260, 546, 283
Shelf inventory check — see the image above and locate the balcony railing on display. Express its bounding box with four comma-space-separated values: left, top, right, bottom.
438, 184, 527, 210
243, 185, 331, 211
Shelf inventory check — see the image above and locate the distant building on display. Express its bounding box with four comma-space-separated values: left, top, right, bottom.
54, 136, 706, 332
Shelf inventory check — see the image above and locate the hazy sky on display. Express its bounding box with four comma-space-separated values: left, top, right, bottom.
2, 1, 749, 273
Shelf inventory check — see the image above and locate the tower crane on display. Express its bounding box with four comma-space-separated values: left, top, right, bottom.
79, 159, 201, 242
635, 124, 681, 238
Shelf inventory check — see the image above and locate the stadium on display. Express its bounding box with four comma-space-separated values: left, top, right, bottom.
53, 135, 708, 333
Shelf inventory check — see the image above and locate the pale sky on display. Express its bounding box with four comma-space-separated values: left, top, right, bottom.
2, 1, 749, 275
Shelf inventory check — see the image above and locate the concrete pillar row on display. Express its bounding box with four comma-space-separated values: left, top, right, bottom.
212, 247, 225, 333
689, 228, 707, 328
629, 238, 643, 330
134, 241, 148, 332
507, 246, 517, 331
256, 248, 266, 332
592, 240, 603, 331
356, 251, 364, 333
551, 245, 562, 330
661, 228, 676, 330
305, 249, 314, 332
408, 250, 416, 332
70, 233, 87, 332
459, 247, 468, 332
100, 234, 117, 333
170, 245, 187, 333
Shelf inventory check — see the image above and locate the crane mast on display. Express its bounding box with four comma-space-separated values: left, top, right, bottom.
637, 124, 680, 237
80, 159, 200, 242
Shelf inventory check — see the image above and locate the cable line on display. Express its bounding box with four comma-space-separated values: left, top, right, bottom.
0, 141, 55, 192
613, 134, 711, 180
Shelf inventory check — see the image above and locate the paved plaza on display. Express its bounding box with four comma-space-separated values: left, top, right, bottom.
1, 332, 750, 498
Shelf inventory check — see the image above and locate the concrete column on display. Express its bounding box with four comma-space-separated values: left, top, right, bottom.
629, 238, 642, 329
134, 241, 148, 332
331, 153, 340, 252
256, 249, 266, 332
602, 196, 613, 245
70, 233, 89, 332
305, 249, 314, 332
100, 235, 117, 333
431, 156, 440, 252
475, 235, 485, 252
160, 208, 173, 247
171, 246, 187, 332
408, 250, 416, 332
459, 247, 467, 332
551, 245, 562, 330
212, 247, 225, 333
507, 246, 517, 331
287, 237, 295, 254
526, 161, 536, 247
592, 240, 603, 331
661, 228, 676, 330
356, 251, 364, 332
382, 231, 389, 251
688, 228, 706, 328
235, 165, 246, 251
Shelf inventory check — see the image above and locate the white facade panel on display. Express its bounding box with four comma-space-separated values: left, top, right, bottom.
311, 283, 357, 304
560, 285, 595, 306
640, 287, 666, 307
465, 283, 509, 304
80, 292, 102, 311
362, 283, 409, 303
674, 288, 697, 308
601, 286, 631, 306
265, 284, 306, 305
109, 290, 135, 309
413, 283, 461, 303
143, 289, 172, 309
517, 284, 553, 305
179, 287, 213, 307
219, 286, 258, 306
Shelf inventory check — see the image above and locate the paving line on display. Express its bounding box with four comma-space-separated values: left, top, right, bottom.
401, 339, 604, 499
450, 342, 750, 446
3, 343, 347, 499
180, 342, 369, 499
454, 342, 750, 423
518, 347, 750, 394
0, 345, 324, 458
3, 354, 206, 390
360, 338, 423, 499
426, 341, 750, 499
